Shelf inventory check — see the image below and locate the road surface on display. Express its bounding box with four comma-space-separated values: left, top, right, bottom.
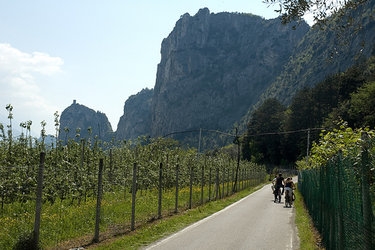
144, 181, 299, 250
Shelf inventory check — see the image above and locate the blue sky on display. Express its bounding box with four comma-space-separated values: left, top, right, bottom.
0, 0, 310, 136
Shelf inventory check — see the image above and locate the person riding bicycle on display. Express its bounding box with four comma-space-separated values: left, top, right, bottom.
272, 173, 285, 202
271, 175, 277, 193
284, 177, 295, 202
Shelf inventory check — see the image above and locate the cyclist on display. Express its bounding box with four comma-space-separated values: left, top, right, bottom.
284, 177, 295, 204
272, 173, 285, 202
271, 174, 277, 193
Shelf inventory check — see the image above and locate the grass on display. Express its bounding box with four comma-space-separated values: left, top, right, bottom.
0, 181, 323, 250
0, 198, 100, 250
294, 188, 325, 250
0, 180, 260, 250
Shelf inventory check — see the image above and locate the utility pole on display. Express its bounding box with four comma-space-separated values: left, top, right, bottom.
232, 128, 240, 193
198, 128, 202, 154
306, 128, 310, 164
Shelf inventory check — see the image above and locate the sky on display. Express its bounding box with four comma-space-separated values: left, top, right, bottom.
0, 0, 310, 137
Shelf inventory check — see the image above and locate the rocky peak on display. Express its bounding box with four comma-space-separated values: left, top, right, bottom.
151, 8, 309, 137
58, 100, 113, 143
115, 88, 153, 141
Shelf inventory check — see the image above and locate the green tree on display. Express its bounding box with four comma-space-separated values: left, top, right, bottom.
5, 104, 13, 164
348, 81, 375, 127
324, 57, 374, 128
263, 0, 370, 24
284, 62, 368, 160
282, 87, 315, 161
243, 98, 286, 166
297, 120, 373, 169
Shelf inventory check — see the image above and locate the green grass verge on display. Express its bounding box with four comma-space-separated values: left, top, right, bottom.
294, 188, 324, 250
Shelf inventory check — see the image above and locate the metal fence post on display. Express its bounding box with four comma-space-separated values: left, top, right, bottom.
158, 162, 163, 219
208, 168, 212, 201
33, 152, 45, 248
336, 151, 344, 249
222, 169, 225, 198
200, 163, 204, 205
189, 165, 193, 209
361, 132, 373, 249
131, 162, 137, 231
215, 168, 219, 200
93, 158, 104, 243
174, 164, 179, 213
226, 168, 230, 196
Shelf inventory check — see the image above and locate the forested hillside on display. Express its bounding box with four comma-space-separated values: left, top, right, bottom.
242, 56, 375, 167
257, 0, 375, 105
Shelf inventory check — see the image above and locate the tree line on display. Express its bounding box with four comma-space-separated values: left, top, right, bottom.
241, 56, 375, 168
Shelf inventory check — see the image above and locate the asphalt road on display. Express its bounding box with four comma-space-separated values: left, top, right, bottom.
144, 181, 299, 250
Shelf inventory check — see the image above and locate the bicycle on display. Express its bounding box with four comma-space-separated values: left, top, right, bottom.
284, 189, 293, 207
274, 186, 282, 203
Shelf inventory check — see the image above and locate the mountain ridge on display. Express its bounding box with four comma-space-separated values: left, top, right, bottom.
150, 8, 309, 138
58, 6, 375, 145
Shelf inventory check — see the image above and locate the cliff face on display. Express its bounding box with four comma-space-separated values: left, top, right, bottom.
115, 88, 153, 140
58, 100, 113, 142
61, 5, 374, 144
258, 0, 375, 107
150, 8, 309, 137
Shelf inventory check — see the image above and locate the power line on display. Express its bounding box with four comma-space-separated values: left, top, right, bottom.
162, 127, 324, 139
242, 127, 324, 138
163, 128, 236, 138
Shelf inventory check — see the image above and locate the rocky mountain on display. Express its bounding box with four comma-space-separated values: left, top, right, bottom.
236, 1, 375, 128
115, 8, 309, 141
58, 100, 113, 143
256, 0, 375, 109
151, 8, 309, 138
115, 88, 153, 140
61, 4, 375, 146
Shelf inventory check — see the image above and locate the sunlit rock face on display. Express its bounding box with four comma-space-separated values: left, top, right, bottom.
151, 8, 308, 137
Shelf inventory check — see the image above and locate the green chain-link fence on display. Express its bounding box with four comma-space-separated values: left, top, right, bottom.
298, 148, 374, 249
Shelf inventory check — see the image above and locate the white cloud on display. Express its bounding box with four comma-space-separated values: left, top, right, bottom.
0, 43, 63, 75
0, 43, 64, 136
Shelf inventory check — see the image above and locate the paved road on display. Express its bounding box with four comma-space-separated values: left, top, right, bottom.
144, 181, 299, 250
